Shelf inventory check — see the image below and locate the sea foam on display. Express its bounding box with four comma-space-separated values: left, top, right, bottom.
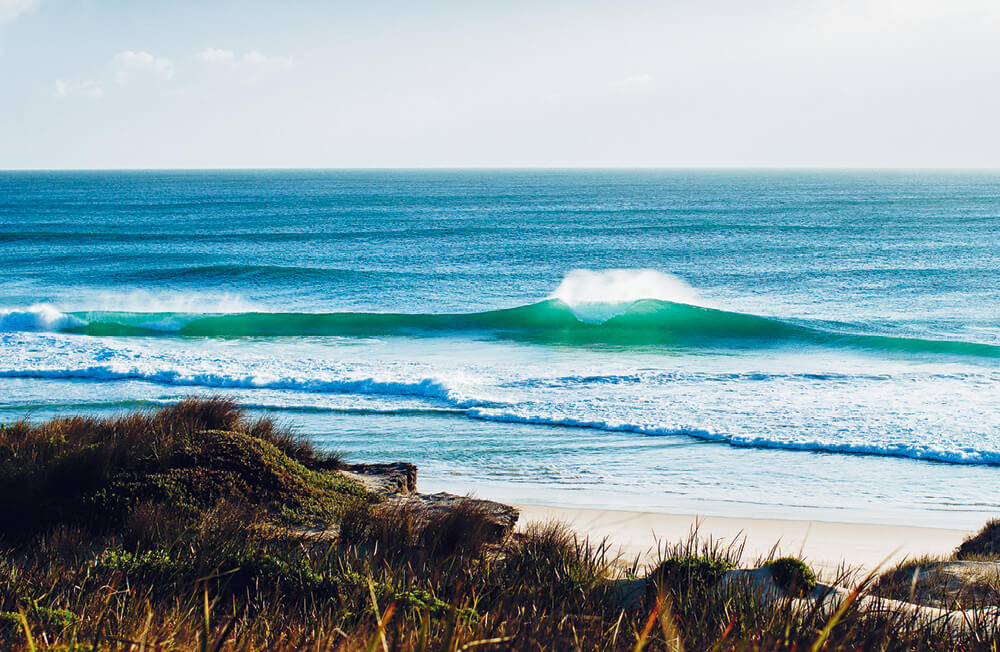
0, 364, 498, 410
1, 359, 998, 466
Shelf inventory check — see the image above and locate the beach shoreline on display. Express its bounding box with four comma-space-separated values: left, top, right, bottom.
513, 503, 973, 576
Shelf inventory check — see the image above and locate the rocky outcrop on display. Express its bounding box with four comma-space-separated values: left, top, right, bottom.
338, 462, 519, 543
715, 564, 999, 630
384, 492, 520, 542
715, 567, 787, 601
608, 558, 999, 633
341, 462, 417, 495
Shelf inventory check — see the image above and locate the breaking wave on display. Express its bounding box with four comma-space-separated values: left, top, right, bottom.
0, 306, 85, 332
2, 300, 988, 358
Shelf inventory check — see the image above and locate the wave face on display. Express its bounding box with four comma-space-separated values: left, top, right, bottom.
48, 299, 1000, 359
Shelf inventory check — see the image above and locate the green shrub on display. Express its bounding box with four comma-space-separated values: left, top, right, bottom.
95, 548, 181, 582
0, 605, 77, 643
0, 398, 373, 543
648, 554, 735, 597
766, 556, 817, 597
0, 612, 19, 639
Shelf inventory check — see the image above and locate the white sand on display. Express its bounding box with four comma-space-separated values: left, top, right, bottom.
514, 504, 974, 576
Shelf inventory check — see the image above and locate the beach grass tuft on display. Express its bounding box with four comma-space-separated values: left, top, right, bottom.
957, 519, 1000, 560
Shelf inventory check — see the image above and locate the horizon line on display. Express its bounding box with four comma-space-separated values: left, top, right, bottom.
3, 166, 1000, 173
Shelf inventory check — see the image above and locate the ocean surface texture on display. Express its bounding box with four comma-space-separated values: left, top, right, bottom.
2, 170, 998, 527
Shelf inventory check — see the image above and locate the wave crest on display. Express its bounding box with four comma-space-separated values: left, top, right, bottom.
0, 305, 84, 332
550, 268, 702, 322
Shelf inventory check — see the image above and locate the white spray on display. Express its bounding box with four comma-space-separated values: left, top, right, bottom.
0, 305, 85, 332
549, 269, 702, 322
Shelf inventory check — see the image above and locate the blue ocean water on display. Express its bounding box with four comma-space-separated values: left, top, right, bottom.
2, 170, 999, 527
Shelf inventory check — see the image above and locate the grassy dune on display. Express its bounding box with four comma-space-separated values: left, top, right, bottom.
0, 399, 998, 650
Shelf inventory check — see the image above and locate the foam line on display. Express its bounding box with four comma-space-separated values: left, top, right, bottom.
2, 365, 998, 466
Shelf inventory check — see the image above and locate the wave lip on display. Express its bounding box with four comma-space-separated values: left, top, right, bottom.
550, 268, 704, 322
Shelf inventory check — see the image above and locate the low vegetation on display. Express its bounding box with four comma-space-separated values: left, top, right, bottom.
766, 556, 818, 597
1, 399, 998, 650
870, 518, 1000, 611
958, 519, 1000, 560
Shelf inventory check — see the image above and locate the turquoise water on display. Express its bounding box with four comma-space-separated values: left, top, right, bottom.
2, 170, 999, 527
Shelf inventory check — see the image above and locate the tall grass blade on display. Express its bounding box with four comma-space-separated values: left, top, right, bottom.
18, 608, 36, 652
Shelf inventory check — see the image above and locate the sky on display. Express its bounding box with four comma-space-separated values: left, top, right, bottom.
1, 0, 999, 169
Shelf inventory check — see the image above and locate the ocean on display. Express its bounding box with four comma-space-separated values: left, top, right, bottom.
1, 169, 998, 528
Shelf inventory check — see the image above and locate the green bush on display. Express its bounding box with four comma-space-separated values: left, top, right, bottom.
0, 605, 77, 643
0, 398, 373, 543
95, 548, 181, 582
766, 557, 817, 597
0, 612, 19, 639
648, 555, 735, 597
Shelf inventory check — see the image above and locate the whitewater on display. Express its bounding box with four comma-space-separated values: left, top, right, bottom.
2, 170, 999, 527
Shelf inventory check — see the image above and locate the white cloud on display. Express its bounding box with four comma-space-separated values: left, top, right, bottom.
196, 48, 294, 72
0, 0, 36, 25
610, 73, 652, 89
113, 50, 174, 83
54, 50, 174, 99
54, 78, 103, 99
197, 47, 235, 64
242, 51, 293, 68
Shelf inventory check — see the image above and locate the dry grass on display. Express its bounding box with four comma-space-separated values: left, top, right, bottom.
1, 399, 999, 650
958, 520, 1000, 560
873, 557, 1000, 609
870, 518, 1000, 610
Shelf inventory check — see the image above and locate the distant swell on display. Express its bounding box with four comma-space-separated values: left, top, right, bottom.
44, 299, 1000, 358
126, 264, 392, 284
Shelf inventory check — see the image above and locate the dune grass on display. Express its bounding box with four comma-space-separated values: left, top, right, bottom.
958, 520, 1000, 560
869, 517, 1000, 610
1, 399, 999, 650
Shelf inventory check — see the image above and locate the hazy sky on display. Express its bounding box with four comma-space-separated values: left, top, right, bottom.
2, 0, 999, 169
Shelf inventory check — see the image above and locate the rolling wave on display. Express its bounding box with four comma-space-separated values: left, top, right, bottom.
38, 299, 1000, 358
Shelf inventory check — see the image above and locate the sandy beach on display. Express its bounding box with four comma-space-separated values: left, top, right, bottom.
515, 504, 973, 576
